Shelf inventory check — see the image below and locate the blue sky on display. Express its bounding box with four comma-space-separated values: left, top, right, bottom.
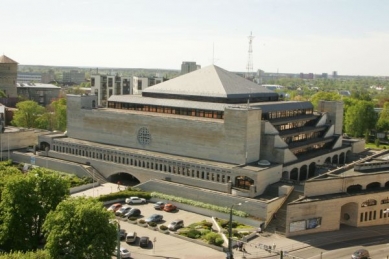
1, 0, 389, 76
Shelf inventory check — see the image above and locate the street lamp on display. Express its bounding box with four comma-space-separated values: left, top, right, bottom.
110, 219, 121, 259
227, 202, 246, 259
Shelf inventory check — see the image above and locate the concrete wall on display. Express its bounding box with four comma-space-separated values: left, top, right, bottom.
11, 151, 90, 178
304, 173, 389, 196
318, 101, 344, 135
66, 95, 262, 165
286, 191, 389, 237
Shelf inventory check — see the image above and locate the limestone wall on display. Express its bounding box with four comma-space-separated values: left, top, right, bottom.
66, 95, 262, 165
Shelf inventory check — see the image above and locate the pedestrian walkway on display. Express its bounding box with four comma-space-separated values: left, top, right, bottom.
72, 182, 122, 197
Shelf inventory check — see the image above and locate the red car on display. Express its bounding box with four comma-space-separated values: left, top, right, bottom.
163, 203, 177, 212
107, 203, 122, 212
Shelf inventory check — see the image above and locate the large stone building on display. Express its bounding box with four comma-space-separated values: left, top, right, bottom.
32, 64, 370, 235
17, 83, 61, 107
0, 55, 18, 98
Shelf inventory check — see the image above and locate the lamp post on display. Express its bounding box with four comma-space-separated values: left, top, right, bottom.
228, 203, 241, 259
110, 219, 121, 259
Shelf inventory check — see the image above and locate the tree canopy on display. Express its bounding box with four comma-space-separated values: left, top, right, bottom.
344, 100, 377, 137
43, 197, 117, 259
0, 168, 69, 252
11, 101, 46, 128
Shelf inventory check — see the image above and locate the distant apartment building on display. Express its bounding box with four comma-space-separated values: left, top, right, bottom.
62, 70, 85, 85
132, 76, 167, 95
17, 72, 42, 83
0, 55, 18, 98
181, 61, 201, 75
17, 83, 61, 106
41, 70, 56, 83
90, 74, 132, 107
300, 73, 314, 80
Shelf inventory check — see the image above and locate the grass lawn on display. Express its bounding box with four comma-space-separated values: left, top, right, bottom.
365, 143, 389, 149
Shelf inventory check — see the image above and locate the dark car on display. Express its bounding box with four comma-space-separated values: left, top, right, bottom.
119, 229, 127, 240
168, 219, 184, 231
154, 201, 165, 210
124, 208, 141, 218
145, 214, 163, 223
139, 236, 150, 248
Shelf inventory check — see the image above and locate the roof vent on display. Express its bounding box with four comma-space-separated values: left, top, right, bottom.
258, 160, 271, 166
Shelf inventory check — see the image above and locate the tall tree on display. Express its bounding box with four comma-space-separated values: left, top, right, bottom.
11, 101, 46, 128
0, 169, 69, 251
43, 197, 117, 259
345, 100, 377, 137
376, 102, 389, 132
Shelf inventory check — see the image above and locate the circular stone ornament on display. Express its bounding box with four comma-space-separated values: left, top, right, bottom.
137, 127, 151, 145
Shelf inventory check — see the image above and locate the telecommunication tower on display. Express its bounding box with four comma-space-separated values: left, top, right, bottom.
245, 31, 254, 79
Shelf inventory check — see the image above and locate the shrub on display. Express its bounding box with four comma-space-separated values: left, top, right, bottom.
148, 222, 157, 227
138, 219, 146, 224
203, 232, 224, 246
128, 217, 137, 221
201, 220, 213, 229
159, 225, 168, 231
184, 229, 201, 239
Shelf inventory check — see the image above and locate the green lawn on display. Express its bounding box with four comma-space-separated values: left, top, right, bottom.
365, 143, 389, 149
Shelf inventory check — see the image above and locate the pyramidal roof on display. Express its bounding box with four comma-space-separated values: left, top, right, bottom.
143, 65, 277, 100
0, 55, 18, 64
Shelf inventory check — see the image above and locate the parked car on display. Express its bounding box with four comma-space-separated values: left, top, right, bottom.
154, 201, 165, 210
145, 214, 163, 223
115, 205, 131, 217
125, 196, 147, 204
107, 203, 122, 212
124, 208, 141, 218
114, 247, 131, 258
351, 249, 370, 259
126, 231, 137, 244
119, 229, 127, 240
168, 219, 184, 231
163, 203, 177, 212
139, 236, 150, 248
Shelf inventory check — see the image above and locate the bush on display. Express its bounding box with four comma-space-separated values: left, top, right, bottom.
203, 232, 224, 246
159, 225, 168, 231
201, 220, 213, 229
128, 217, 137, 221
138, 219, 146, 224
148, 222, 157, 227
184, 229, 201, 239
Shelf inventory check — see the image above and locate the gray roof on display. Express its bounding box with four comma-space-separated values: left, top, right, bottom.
142, 65, 277, 99
108, 95, 312, 112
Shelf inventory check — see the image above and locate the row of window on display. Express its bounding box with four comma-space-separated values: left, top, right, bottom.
359, 209, 389, 222
52, 142, 239, 185
107, 102, 225, 119
293, 143, 327, 156
263, 108, 313, 120
361, 198, 389, 207
282, 131, 323, 144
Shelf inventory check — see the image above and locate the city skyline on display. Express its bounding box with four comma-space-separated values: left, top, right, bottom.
1, 0, 389, 76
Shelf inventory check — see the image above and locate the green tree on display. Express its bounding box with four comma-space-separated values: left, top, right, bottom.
11, 101, 46, 128
345, 100, 377, 137
376, 102, 389, 132
310, 91, 342, 109
43, 197, 117, 259
0, 250, 51, 259
50, 98, 67, 131
0, 169, 69, 251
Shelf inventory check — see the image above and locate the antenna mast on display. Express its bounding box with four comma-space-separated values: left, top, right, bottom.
245, 31, 254, 79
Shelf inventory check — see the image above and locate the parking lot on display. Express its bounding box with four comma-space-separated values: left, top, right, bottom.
72, 184, 226, 258
108, 201, 226, 259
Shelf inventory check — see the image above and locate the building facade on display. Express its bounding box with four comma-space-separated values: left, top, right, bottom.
17, 83, 61, 106
0, 55, 18, 98
17, 72, 42, 83
62, 70, 85, 85
90, 74, 132, 107
181, 61, 201, 75
39, 65, 353, 201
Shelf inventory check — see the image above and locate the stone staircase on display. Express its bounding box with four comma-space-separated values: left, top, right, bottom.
83, 165, 108, 184
264, 188, 304, 235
